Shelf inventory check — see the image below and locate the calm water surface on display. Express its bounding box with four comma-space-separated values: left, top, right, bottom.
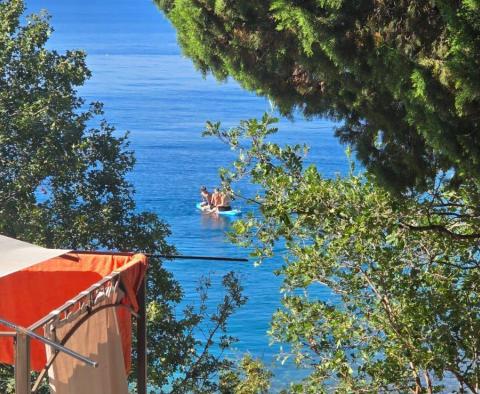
27, 0, 349, 389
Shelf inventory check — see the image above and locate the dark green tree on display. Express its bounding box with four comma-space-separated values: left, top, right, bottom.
0, 1, 245, 392
157, 0, 480, 192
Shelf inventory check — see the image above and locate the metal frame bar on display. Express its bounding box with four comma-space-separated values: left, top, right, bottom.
71, 250, 248, 262
0, 331, 15, 337
0, 318, 97, 368
154, 254, 248, 262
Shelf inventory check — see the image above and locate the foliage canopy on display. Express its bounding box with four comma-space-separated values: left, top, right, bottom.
204, 114, 480, 393
158, 0, 480, 192
158, 0, 480, 390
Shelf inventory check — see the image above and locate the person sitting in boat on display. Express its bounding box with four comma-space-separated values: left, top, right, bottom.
200, 186, 212, 208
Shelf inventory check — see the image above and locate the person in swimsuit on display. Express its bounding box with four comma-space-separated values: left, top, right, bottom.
210, 189, 232, 213
217, 191, 232, 212
200, 186, 212, 209
209, 188, 222, 212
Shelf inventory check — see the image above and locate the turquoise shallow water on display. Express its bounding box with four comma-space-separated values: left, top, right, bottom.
27, 0, 349, 389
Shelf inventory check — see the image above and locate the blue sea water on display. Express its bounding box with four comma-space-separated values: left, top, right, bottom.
26, 0, 349, 389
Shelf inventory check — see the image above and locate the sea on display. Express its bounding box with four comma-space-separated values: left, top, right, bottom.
26, 0, 349, 390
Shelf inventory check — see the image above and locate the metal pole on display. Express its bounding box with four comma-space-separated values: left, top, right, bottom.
0, 318, 97, 368
153, 254, 248, 262
0, 331, 15, 337
137, 277, 147, 394
15, 330, 30, 394
71, 250, 248, 262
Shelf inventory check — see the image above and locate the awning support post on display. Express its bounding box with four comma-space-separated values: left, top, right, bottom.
137, 277, 147, 394
15, 330, 30, 394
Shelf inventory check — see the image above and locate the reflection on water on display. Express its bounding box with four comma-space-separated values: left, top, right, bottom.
199, 211, 232, 230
